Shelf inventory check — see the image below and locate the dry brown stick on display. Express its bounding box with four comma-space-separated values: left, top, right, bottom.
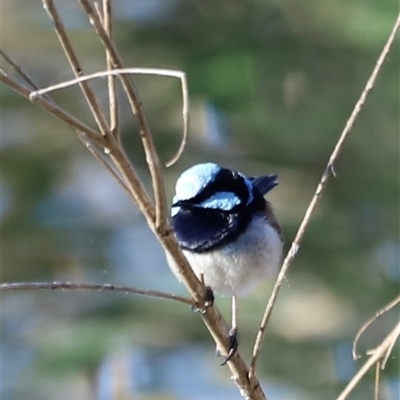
76, 3, 269, 397
374, 361, 381, 400
102, 0, 119, 138
0, 281, 194, 306
29, 68, 187, 227
374, 362, 381, 400
29, 68, 185, 97
336, 322, 400, 400
77, 132, 129, 193
249, 11, 400, 377
92, 0, 120, 138
1, 49, 129, 197
353, 295, 400, 359
0, 69, 100, 141
78, 0, 168, 231
2, 68, 156, 226
43, 0, 111, 138
1, 59, 157, 240
101, 107, 268, 400
4, 5, 265, 398
1, 49, 42, 92
28, 67, 189, 167
0, 54, 153, 214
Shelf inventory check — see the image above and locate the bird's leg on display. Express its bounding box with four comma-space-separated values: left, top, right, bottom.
190, 272, 214, 314
219, 295, 239, 366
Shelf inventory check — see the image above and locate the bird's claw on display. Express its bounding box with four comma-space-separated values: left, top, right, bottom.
216, 328, 238, 366
190, 286, 214, 314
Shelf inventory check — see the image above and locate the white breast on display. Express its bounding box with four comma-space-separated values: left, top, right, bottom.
167, 216, 282, 296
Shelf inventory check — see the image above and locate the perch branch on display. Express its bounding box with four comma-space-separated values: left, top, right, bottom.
249, 11, 400, 376
3, 4, 269, 398
0, 282, 194, 306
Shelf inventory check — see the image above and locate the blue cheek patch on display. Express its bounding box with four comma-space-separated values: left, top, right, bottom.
197, 192, 241, 211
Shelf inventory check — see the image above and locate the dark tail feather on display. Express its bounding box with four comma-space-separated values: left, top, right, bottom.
250, 174, 279, 195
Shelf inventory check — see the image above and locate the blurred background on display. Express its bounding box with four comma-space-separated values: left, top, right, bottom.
2, 1, 399, 399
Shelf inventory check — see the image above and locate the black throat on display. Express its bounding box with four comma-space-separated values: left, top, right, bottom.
172, 187, 266, 253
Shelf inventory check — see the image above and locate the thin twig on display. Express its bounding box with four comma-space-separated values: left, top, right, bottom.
0, 281, 194, 306
29, 67, 189, 167
77, 132, 130, 194
0, 53, 141, 208
249, 11, 400, 377
374, 361, 381, 400
102, 0, 120, 138
353, 295, 400, 359
99, 134, 157, 222
379, 323, 399, 369
93, 0, 102, 20
0, 49, 42, 92
4, 4, 264, 398
43, 0, 111, 138
78, 0, 168, 232
336, 322, 400, 400
0, 69, 100, 141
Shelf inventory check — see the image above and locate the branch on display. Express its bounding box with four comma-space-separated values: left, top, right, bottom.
0, 68, 100, 141
29, 67, 189, 168
0, 281, 194, 306
336, 322, 400, 400
1, 51, 159, 221
103, 0, 119, 138
78, 0, 168, 231
42, 0, 111, 138
0, 48, 43, 92
77, 132, 130, 194
249, 11, 400, 376
98, 0, 120, 138
3, 4, 267, 398
353, 295, 400, 359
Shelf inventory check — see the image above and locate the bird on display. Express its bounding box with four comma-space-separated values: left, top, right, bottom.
167, 162, 283, 364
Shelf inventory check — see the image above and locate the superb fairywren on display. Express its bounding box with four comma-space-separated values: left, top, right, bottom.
168, 162, 283, 363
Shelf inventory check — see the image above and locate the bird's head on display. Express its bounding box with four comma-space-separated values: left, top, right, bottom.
170, 162, 279, 252
171, 162, 265, 217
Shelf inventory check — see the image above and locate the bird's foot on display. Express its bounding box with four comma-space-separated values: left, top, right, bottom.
216, 327, 238, 366
190, 286, 214, 314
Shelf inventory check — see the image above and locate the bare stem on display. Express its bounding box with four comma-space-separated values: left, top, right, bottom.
43, 0, 111, 138
353, 295, 400, 359
102, 0, 120, 138
0, 69, 100, 141
0, 48, 42, 92
336, 322, 400, 400
249, 11, 400, 377
77, 132, 130, 194
78, 0, 168, 232
0, 281, 194, 306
